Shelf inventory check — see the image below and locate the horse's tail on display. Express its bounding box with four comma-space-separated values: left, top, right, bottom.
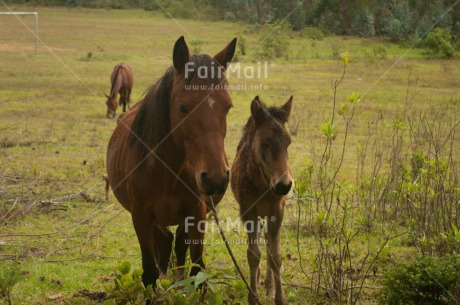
109, 64, 123, 99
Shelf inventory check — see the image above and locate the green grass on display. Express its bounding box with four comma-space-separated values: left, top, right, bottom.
0, 6, 459, 305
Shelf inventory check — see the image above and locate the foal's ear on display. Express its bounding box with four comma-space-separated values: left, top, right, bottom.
173, 36, 190, 73
105, 94, 110, 99
251, 96, 268, 124
213, 38, 237, 70
279, 96, 293, 123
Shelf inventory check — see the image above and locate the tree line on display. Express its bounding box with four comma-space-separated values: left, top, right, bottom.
6, 0, 460, 42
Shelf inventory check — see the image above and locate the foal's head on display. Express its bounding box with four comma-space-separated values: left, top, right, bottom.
170, 37, 236, 195
250, 96, 293, 196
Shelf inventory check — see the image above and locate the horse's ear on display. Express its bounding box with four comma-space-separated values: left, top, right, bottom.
280, 96, 293, 122
105, 94, 109, 99
173, 36, 190, 73
213, 38, 237, 70
251, 96, 267, 125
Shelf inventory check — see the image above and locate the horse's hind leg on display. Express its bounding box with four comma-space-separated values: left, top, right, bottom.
153, 225, 173, 279
131, 209, 159, 290
174, 224, 189, 281
127, 87, 132, 109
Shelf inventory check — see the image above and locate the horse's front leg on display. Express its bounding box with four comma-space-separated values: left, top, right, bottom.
153, 225, 173, 279
245, 217, 261, 305
187, 205, 207, 277
131, 208, 159, 289
174, 224, 189, 282
120, 93, 127, 113
266, 212, 286, 305
185, 214, 206, 276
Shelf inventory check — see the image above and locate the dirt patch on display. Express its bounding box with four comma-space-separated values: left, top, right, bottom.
0, 42, 35, 53
73, 289, 108, 301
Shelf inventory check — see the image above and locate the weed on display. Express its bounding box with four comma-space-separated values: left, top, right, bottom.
0, 261, 22, 305
103, 261, 247, 305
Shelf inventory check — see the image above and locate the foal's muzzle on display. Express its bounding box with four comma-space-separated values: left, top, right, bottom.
273, 180, 292, 196
199, 170, 230, 195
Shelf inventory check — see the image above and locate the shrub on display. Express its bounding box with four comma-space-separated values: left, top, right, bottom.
190, 39, 203, 54
385, 18, 403, 42
423, 28, 456, 59
256, 22, 290, 59
300, 27, 324, 40
377, 254, 460, 305
373, 45, 387, 59
238, 35, 247, 56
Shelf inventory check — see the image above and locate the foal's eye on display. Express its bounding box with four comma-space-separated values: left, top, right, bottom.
178, 104, 188, 114
261, 142, 271, 149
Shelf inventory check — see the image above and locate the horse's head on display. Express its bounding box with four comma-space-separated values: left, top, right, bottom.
105, 94, 117, 119
250, 96, 293, 196
169, 36, 236, 195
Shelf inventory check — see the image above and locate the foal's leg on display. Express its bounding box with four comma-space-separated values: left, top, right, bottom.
153, 225, 173, 279
266, 214, 286, 305
174, 224, 189, 281
131, 208, 159, 289
264, 240, 275, 299
246, 217, 261, 305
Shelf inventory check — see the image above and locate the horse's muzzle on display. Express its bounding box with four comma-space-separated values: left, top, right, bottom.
199, 170, 230, 195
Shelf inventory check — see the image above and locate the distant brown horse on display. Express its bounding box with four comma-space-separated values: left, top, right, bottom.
231, 96, 293, 305
106, 36, 236, 295
105, 63, 133, 118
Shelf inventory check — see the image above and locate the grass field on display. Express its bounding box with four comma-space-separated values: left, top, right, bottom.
1, 5, 460, 305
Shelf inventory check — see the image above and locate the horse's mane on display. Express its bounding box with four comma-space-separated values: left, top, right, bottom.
129, 54, 227, 158
236, 102, 288, 152
109, 64, 122, 98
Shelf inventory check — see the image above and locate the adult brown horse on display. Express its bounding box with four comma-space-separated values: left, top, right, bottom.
105, 63, 133, 118
231, 96, 293, 305
106, 36, 236, 294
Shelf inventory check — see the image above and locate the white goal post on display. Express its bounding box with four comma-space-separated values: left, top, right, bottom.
0, 12, 38, 54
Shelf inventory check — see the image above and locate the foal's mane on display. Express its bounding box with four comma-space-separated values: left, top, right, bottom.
129, 55, 227, 159
109, 64, 122, 99
236, 102, 288, 152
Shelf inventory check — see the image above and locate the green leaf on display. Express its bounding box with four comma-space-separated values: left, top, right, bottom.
341, 51, 349, 67
118, 261, 131, 275
166, 277, 196, 293
347, 92, 361, 104
133, 268, 143, 278
194, 271, 208, 288
160, 279, 171, 289
119, 274, 133, 288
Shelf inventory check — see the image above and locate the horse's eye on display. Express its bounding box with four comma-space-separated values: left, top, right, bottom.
178, 104, 188, 114
226, 104, 233, 114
